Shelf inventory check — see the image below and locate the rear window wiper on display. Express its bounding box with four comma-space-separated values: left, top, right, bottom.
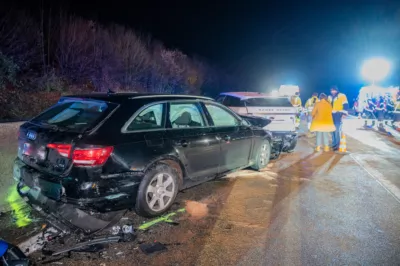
38, 121, 70, 132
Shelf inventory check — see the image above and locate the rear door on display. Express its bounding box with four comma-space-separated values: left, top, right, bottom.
203, 102, 254, 173
243, 97, 296, 132
165, 101, 221, 179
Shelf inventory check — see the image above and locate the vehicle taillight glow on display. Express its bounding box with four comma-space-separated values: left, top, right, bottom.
72, 147, 114, 166
47, 143, 72, 158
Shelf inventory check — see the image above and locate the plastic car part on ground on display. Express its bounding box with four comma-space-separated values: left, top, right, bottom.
138, 208, 186, 231
45, 207, 187, 258
51, 236, 122, 256
18, 226, 60, 255
139, 242, 167, 255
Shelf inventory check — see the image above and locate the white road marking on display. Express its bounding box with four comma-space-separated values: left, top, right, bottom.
303, 127, 400, 204
350, 154, 400, 204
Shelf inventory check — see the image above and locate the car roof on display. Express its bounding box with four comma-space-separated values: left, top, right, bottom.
220, 92, 287, 100
62, 93, 214, 103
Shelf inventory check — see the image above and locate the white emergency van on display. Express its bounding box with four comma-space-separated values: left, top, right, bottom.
217, 92, 298, 153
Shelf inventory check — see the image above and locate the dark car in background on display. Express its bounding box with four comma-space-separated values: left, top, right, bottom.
13, 93, 272, 222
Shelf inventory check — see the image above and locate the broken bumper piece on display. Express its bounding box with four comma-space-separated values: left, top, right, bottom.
13, 158, 141, 213
17, 183, 126, 234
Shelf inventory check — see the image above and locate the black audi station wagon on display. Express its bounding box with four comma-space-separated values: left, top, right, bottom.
13, 93, 273, 221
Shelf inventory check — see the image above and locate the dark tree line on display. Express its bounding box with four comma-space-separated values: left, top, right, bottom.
0, 8, 243, 120
0, 8, 241, 95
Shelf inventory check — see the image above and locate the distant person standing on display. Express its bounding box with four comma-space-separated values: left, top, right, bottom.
290, 92, 302, 110
328, 86, 349, 151
291, 92, 302, 128
305, 92, 319, 130
393, 90, 400, 127
352, 97, 360, 117
310, 93, 336, 151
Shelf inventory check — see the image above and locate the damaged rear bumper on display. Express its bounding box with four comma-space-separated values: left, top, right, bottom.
16, 183, 126, 234
13, 158, 142, 233
13, 158, 141, 212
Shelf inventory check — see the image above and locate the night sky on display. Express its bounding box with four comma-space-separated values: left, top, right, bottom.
10, 0, 400, 99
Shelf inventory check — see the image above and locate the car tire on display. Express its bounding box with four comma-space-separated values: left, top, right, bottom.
251, 139, 271, 171
135, 163, 179, 217
284, 136, 298, 153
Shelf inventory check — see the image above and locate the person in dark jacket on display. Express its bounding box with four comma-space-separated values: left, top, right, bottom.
328, 86, 349, 151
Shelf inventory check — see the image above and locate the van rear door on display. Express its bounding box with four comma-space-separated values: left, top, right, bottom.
243, 97, 296, 132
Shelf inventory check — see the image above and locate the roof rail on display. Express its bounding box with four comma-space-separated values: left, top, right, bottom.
131, 95, 214, 101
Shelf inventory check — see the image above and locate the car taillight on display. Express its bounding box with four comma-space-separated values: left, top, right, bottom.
72, 147, 114, 166
47, 143, 72, 158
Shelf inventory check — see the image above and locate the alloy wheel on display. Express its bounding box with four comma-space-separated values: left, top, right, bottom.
146, 173, 175, 212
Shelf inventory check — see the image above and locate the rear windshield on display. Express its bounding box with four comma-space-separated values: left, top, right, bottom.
31, 98, 117, 132
244, 97, 292, 107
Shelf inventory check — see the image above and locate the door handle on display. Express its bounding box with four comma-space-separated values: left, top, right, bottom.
180, 140, 188, 147
223, 135, 231, 142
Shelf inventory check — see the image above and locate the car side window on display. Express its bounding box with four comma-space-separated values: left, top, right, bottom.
126, 103, 164, 131
216, 96, 225, 103
222, 96, 232, 106
230, 97, 242, 107
169, 103, 205, 128
205, 104, 240, 127
223, 96, 243, 107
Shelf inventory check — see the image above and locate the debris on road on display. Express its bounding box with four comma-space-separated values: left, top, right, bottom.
138, 208, 185, 231
139, 242, 167, 255
122, 224, 133, 234
51, 235, 121, 256
111, 225, 121, 235
18, 226, 59, 255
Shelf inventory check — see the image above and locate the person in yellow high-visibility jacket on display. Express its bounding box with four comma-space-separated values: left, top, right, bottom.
305, 92, 319, 130
328, 86, 349, 151
290, 92, 302, 109
291, 92, 302, 128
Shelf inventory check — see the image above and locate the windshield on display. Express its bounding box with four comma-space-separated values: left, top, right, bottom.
244, 97, 292, 107
31, 99, 117, 132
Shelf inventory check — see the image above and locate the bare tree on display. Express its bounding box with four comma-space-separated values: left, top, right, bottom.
0, 10, 40, 74
107, 25, 151, 90
56, 16, 98, 83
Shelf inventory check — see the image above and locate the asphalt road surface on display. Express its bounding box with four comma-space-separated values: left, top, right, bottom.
1, 119, 399, 265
